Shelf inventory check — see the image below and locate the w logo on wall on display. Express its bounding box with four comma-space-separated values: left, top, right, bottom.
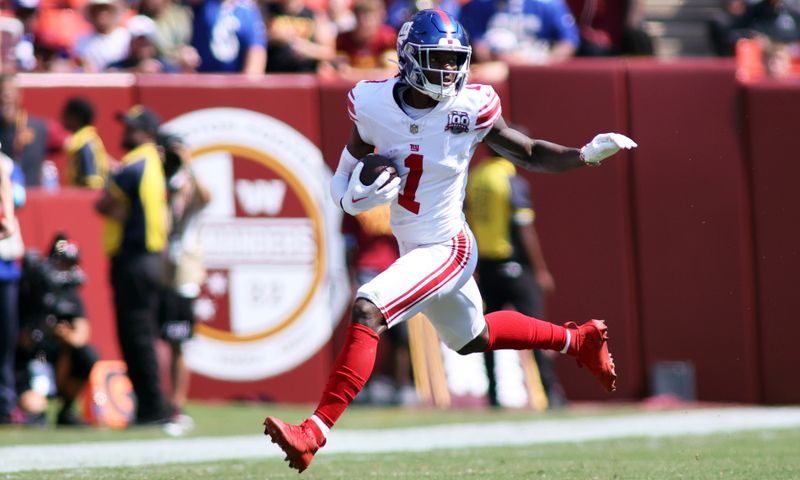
163, 108, 350, 381
235, 179, 287, 216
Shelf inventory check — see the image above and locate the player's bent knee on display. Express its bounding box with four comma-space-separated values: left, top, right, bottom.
351, 298, 387, 335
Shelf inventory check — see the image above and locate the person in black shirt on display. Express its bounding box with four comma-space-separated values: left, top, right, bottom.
0, 74, 49, 187
16, 233, 98, 426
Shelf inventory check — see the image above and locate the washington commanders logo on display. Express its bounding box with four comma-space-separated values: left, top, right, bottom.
446, 110, 470, 134
162, 108, 350, 381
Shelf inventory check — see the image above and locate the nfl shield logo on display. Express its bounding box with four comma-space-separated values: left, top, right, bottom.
410, 123, 419, 134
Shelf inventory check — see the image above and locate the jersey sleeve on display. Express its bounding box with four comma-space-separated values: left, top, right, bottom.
346, 87, 358, 124
241, 2, 268, 48
76, 144, 97, 177
346, 82, 376, 145
474, 85, 502, 136
547, 0, 580, 46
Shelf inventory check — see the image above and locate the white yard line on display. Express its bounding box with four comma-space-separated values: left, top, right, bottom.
1, 407, 799, 473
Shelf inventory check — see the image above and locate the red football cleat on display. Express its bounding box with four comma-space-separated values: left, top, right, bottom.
264, 416, 326, 473
565, 319, 617, 392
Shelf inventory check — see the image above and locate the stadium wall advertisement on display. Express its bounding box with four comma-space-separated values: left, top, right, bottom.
161, 108, 350, 380
14, 62, 800, 404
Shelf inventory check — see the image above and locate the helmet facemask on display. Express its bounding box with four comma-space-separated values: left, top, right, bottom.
403, 42, 471, 101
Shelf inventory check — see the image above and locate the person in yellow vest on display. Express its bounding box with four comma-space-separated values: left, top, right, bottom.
62, 97, 110, 189
465, 151, 566, 409
94, 105, 171, 425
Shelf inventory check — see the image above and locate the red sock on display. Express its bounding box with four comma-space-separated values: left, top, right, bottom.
313, 323, 379, 428
484, 310, 576, 354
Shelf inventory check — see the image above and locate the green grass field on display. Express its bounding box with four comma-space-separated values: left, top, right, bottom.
2, 403, 799, 480
0, 402, 638, 447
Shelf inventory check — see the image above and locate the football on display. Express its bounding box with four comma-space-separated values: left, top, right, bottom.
359, 153, 398, 187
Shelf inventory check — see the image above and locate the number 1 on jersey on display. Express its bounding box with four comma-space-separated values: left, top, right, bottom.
398, 153, 422, 214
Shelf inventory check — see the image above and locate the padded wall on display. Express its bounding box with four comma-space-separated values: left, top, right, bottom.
627, 60, 759, 402
135, 74, 321, 146
744, 81, 800, 404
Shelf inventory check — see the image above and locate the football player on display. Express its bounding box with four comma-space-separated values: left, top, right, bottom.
264, 9, 637, 472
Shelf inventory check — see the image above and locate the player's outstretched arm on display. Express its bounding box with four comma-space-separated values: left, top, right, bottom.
484, 116, 636, 172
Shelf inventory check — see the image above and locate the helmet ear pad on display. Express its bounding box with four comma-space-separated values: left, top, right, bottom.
396, 9, 472, 101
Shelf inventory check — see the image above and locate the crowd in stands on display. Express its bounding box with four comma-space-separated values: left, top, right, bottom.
0, 0, 659, 77
2, 0, 799, 78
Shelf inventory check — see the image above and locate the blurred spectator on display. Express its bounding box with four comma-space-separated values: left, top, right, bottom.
0, 15, 24, 73
0, 152, 24, 424
155, 130, 209, 422
385, 0, 461, 30
459, 0, 505, 65
138, 0, 199, 70
733, 0, 800, 40
0, 73, 53, 187
74, 0, 131, 71
94, 105, 171, 425
760, 35, 796, 76
61, 96, 109, 189
107, 14, 181, 72
16, 233, 98, 426
11, 0, 40, 71
732, 0, 800, 77
736, 33, 799, 78
478, 0, 580, 64
334, 0, 396, 72
33, 4, 92, 71
343, 205, 415, 406
327, 0, 356, 35
465, 151, 567, 409
189, 0, 267, 74
566, 0, 653, 56
709, 0, 750, 56
265, 0, 336, 72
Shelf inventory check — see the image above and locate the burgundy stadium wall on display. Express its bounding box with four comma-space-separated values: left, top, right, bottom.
743, 81, 800, 404
626, 60, 759, 403
13, 64, 799, 403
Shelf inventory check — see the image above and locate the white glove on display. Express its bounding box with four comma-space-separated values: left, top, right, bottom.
340, 162, 402, 215
580, 133, 637, 165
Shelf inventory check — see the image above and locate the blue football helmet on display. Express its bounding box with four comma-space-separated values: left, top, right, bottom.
397, 9, 472, 101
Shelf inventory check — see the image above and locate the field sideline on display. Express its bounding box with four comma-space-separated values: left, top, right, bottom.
2, 405, 800, 477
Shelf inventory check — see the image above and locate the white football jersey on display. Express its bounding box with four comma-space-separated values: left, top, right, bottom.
348, 78, 502, 244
